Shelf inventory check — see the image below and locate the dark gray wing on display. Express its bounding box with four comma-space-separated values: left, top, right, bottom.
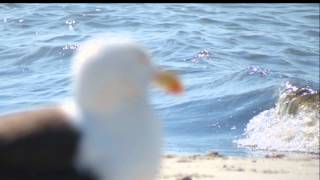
0, 106, 96, 180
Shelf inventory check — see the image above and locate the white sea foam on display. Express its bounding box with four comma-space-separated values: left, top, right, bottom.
235, 82, 319, 153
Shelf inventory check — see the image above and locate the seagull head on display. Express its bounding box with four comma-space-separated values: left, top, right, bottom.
72, 35, 183, 114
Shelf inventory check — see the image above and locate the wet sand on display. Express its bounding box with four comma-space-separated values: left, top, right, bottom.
157, 153, 319, 180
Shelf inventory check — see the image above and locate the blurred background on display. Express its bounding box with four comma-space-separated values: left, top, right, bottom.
0, 3, 319, 156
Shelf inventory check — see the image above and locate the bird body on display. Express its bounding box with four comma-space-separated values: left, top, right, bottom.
0, 106, 94, 180
75, 101, 162, 180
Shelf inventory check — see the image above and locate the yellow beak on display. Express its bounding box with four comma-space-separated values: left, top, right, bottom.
153, 70, 184, 95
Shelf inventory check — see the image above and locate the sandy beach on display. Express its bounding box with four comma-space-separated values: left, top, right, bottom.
158, 153, 319, 180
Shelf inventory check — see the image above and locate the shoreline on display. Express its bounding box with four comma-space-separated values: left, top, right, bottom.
158, 152, 319, 180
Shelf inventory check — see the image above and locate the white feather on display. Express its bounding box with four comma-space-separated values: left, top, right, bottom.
69, 35, 162, 180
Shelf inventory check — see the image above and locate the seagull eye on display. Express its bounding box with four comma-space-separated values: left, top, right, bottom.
132, 49, 150, 65
139, 57, 150, 65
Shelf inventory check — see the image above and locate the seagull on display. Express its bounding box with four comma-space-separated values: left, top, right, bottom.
0, 35, 183, 180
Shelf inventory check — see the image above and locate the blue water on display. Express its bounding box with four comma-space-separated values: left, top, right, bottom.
0, 3, 319, 156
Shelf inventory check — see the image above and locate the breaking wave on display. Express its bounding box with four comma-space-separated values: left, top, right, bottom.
235, 82, 319, 153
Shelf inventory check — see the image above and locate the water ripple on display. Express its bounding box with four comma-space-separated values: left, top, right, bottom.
0, 3, 318, 156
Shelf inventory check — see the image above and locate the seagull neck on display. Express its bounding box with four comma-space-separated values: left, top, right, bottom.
79, 97, 150, 122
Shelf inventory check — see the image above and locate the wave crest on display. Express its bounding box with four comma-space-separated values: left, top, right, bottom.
235, 82, 319, 153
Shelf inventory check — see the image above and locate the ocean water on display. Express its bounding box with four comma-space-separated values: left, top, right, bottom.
0, 3, 319, 156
